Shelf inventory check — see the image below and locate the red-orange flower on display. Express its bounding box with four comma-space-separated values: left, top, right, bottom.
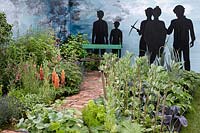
61, 69, 65, 85
39, 65, 44, 80
52, 68, 56, 83
54, 73, 60, 88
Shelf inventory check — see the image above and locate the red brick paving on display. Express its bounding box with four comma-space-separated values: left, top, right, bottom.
59, 71, 104, 110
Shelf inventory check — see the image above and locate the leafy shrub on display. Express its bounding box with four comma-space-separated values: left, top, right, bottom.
0, 12, 12, 92
82, 100, 106, 127
0, 85, 2, 96
0, 30, 58, 95
8, 89, 56, 110
8, 58, 82, 109
162, 106, 188, 132
8, 59, 58, 108
17, 104, 88, 133
60, 34, 88, 60
118, 120, 145, 133
84, 53, 100, 71
0, 96, 25, 128
100, 53, 200, 132
49, 60, 83, 95
7, 30, 57, 65
0, 12, 12, 46
62, 61, 82, 92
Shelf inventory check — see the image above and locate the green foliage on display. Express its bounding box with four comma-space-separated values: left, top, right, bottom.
9, 91, 45, 110
60, 34, 88, 60
84, 53, 100, 71
118, 120, 145, 133
50, 59, 83, 95
15, 59, 40, 94
0, 48, 17, 93
8, 59, 57, 109
82, 100, 106, 127
64, 61, 82, 91
181, 85, 200, 133
100, 53, 200, 132
0, 12, 12, 46
8, 57, 83, 110
0, 85, 2, 96
7, 30, 57, 65
0, 96, 25, 128
17, 104, 88, 133
0, 30, 58, 94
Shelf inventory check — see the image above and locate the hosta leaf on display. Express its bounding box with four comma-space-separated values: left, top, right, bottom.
48, 112, 58, 122
33, 115, 42, 124
49, 122, 61, 131
56, 130, 65, 133
57, 112, 64, 119
17, 118, 25, 128
27, 113, 36, 120
36, 122, 46, 130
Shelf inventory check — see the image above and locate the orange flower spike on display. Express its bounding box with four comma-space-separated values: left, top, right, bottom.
61, 69, 65, 85
39, 65, 44, 80
54, 74, 60, 88
52, 68, 56, 83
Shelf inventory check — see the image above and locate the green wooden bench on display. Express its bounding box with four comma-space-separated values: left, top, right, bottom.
82, 44, 122, 57
80, 44, 122, 71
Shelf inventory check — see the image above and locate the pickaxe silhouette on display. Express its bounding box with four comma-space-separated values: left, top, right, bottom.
129, 20, 139, 35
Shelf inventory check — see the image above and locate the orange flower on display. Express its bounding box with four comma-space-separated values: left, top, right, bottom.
54, 73, 60, 88
61, 69, 65, 85
39, 65, 44, 80
52, 68, 56, 83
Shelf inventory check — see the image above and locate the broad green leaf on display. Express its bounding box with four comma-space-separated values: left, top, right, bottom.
49, 122, 61, 131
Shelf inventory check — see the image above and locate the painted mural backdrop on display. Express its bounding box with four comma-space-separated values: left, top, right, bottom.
0, 0, 200, 71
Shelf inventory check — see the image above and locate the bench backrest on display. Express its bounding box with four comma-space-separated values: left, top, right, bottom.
82, 44, 122, 49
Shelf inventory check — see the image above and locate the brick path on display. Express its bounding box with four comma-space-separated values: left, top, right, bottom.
59, 71, 104, 110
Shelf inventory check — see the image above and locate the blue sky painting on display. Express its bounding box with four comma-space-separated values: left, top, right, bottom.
0, 0, 200, 71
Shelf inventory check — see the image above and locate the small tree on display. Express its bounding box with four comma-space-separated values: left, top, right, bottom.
0, 12, 12, 45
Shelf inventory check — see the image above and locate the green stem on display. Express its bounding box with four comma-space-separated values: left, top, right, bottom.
101, 71, 107, 100
154, 93, 161, 133
137, 65, 142, 123
160, 90, 167, 132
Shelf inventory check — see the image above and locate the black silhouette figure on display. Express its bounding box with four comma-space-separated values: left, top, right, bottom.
144, 6, 167, 64
92, 10, 108, 55
110, 21, 123, 57
167, 5, 195, 71
137, 7, 153, 57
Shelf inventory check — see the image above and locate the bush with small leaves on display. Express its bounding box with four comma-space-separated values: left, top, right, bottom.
0, 96, 25, 128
